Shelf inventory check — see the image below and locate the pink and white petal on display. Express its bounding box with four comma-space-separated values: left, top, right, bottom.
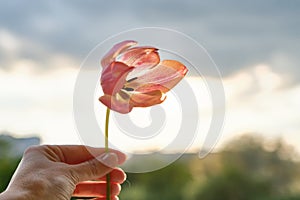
130, 90, 166, 107
99, 95, 133, 114
125, 51, 161, 80
101, 62, 134, 95
126, 60, 188, 92
118, 47, 159, 68
134, 83, 169, 94
101, 40, 137, 68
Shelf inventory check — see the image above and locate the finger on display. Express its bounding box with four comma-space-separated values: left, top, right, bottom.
71, 152, 125, 182
98, 168, 126, 183
42, 145, 126, 164
73, 181, 121, 197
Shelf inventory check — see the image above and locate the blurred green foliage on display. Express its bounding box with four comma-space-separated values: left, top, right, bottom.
1, 134, 300, 200
120, 135, 300, 200
0, 139, 21, 192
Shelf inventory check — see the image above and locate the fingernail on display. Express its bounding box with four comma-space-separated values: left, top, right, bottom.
98, 152, 119, 168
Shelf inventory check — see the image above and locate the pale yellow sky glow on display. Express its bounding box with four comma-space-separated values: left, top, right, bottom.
0, 64, 80, 144
1, 59, 299, 153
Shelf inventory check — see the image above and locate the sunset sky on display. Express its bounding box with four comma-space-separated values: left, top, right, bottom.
0, 0, 299, 155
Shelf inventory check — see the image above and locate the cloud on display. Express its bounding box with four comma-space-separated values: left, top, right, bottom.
0, 29, 20, 53
0, 0, 299, 81
0, 28, 79, 72
0, 65, 80, 144
221, 64, 300, 143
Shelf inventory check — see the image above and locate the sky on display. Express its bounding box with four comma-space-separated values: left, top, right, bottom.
0, 0, 300, 155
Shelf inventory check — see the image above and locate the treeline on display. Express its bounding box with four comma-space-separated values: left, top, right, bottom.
1, 134, 300, 200
120, 135, 300, 200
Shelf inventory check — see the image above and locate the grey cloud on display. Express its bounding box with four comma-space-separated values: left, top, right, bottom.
0, 0, 299, 80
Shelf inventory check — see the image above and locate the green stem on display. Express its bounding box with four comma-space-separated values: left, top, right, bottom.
105, 108, 110, 151
105, 108, 111, 200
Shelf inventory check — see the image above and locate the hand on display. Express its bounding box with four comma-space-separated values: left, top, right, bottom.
0, 145, 126, 200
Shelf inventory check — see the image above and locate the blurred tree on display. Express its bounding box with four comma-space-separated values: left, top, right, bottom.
193, 134, 300, 200
120, 161, 192, 200
0, 134, 40, 193
120, 134, 300, 200
193, 166, 272, 200
222, 135, 300, 195
0, 139, 21, 192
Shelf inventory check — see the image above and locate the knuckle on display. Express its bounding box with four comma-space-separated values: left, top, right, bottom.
23, 145, 40, 155
87, 159, 100, 176
50, 174, 75, 199
67, 167, 80, 184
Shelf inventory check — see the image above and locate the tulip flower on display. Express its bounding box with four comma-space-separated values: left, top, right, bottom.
98, 40, 188, 200
99, 40, 188, 114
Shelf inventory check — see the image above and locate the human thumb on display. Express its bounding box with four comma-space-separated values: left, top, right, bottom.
70, 152, 126, 182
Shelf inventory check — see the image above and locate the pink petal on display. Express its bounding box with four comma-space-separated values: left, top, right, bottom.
126, 60, 188, 92
99, 95, 133, 114
123, 48, 161, 81
130, 89, 166, 108
118, 47, 160, 68
128, 84, 167, 107
101, 61, 134, 95
101, 40, 137, 68
135, 83, 169, 94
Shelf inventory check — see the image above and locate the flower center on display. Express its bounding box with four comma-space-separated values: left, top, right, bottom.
122, 76, 138, 92
127, 77, 138, 82
122, 87, 134, 91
